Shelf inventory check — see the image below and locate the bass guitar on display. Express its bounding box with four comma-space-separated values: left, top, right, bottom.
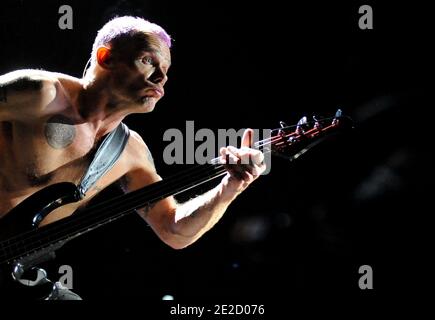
0, 110, 352, 299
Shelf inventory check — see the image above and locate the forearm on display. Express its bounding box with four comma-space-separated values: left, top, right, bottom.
147, 132, 265, 249
170, 179, 238, 247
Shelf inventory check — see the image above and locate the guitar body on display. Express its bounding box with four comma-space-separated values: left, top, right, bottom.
0, 110, 353, 300
0, 182, 79, 300
0, 180, 129, 300
0, 183, 78, 239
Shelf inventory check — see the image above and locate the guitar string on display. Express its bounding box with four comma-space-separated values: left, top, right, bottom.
0, 121, 334, 261
0, 126, 288, 244
0, 119, 338, 262
0, 165, 228, 263
0, 128, 289, 249
0, 120, 313, 247
0, 164, 231, 263
0, 133, 289, 262
0, 119, 336, 261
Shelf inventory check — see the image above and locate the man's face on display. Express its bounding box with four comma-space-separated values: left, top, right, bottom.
110, 34, 171, 113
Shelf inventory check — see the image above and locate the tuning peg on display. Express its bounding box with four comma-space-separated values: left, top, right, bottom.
297, 116, 307, 126
296, 116, 307, 134
313, 115, 323, 130
278, 121, 289, 135
333, 108, 343, 125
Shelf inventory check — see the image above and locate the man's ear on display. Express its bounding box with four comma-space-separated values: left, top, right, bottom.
96, 47, 114, 69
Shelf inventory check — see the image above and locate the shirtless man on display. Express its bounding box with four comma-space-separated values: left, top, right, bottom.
0, 16, 265, 258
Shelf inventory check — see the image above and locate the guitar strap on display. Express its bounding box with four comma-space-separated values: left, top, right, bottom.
77, 122, 130, 198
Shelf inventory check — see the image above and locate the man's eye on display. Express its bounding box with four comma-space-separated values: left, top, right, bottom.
142, 57, 153, 65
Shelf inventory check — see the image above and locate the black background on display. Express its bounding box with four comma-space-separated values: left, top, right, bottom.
0, 0, 433, 313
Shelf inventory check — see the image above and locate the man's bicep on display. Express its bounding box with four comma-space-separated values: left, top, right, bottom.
124, 168, 178, 236
137, 194, 179, 248
124, 131, 178, 238
136, 196, 177, 225
0, 70, 58, 120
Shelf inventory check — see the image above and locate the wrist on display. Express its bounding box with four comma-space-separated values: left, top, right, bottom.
219, 174, 241, 203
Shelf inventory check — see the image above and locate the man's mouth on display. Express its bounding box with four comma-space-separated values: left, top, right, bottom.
139, 87, 164, 104
145, 87, 164, 98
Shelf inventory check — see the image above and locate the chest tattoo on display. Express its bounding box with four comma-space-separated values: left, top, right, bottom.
44, 114, 76, 149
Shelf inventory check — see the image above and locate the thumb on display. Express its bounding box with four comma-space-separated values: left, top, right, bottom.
241, 128, 254, 148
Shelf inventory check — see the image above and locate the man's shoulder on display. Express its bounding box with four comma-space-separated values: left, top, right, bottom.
124, 129, 156, 171
0, 69, 81, 88
0, 69, 62, 101
0, 69, 83, 122
1, 69, 57, 83
127, 129, 149, 156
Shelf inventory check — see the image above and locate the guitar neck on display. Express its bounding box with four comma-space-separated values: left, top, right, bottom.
0, 111, 353, 265
0, 162, 227, 264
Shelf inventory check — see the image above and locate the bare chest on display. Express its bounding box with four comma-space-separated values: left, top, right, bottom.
0, 117, 96, 189
0, 119, 131, 222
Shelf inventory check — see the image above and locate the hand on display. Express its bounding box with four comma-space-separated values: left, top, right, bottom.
219, 128, 266, 197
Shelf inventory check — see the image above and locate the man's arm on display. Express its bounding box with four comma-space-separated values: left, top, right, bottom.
124, 129, 265, 250
0, 69, 58, 121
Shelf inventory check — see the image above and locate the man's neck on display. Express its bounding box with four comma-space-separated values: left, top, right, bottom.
78, 75, 130, 139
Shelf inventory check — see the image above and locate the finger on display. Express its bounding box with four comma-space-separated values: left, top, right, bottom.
220, 147, 237, 164
220, 147, 227, 163
227, 146, 248, 165
220, 147, 226, 156
248, 164, 261, 177
229, 147, 263, 166
241, 128, 254, 148
225, 146, 240, 164
250, 162, 267, 176
251, 149, 264, 165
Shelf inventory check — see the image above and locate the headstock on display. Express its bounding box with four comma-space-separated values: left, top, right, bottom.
267, 109, 353, 161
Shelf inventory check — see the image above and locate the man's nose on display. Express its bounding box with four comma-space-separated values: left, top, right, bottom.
148, 67, 167, 85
